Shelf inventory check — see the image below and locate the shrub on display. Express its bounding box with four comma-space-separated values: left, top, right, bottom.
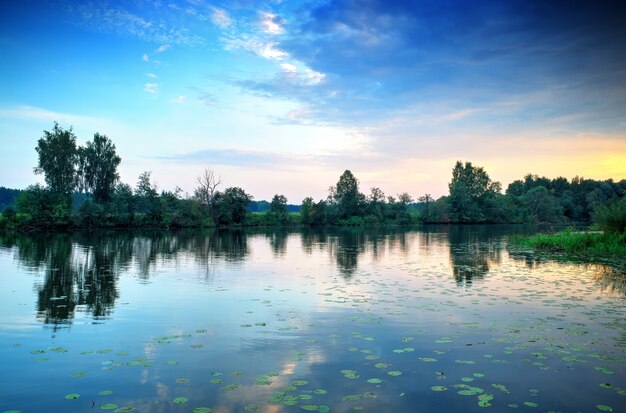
593, 197, 626, 234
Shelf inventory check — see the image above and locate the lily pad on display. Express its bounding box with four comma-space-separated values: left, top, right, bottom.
387, 371, 402, 376
100, 404, 118, 410
65, 393, 80, 400
367, 378, 383, 384
99, 390, 113, 396
596, 405, 613, 412
172, 397, 188, 405
431, 386, 447, 392
192, 408, 213, 413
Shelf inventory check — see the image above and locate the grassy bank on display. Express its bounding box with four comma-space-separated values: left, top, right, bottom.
511, 229, 626, 257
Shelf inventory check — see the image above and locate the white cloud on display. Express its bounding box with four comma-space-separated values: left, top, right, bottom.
210, 7, 232, 29
155, 44, 170, 53
144, 83, 159, 94
304, 68, 325, 85
171, 96, 185, 104
146, 73, 157, 78
280, 63, 297, 73
224, 37, 288, 61
260, 12, 285, 35
142, 53, 149, 62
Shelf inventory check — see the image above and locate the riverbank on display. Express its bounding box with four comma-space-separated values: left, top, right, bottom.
510, 229, 626, 258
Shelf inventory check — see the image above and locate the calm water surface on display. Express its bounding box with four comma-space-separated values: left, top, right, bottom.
0, 227, 624, 413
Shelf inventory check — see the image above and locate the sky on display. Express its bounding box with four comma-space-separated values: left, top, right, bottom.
1, 0, 625, 203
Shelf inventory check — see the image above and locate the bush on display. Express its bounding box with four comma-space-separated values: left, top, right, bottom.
593, 197, 626, 234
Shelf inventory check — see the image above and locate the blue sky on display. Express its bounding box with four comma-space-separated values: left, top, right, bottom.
1, 0, 625, 202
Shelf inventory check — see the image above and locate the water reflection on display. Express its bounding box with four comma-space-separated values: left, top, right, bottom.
444, 225, 504, 286
1, 226, 623, 329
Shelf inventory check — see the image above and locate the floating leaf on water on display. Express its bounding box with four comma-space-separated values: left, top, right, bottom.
387, 371, 402, 377
35, 357, 48, 362
31, 349, 45, 354
116, 352, 130, 357
596, 405, 613, 412
190, 344, 203, 349
299, 395, 313, 400
314, 389, 328, 395
595, 366, 614, 375
163, 360, 178, 365
492, 384, 509, 393
196, 329, 207, 333
473, 373, 485, 378
367, 378, 382, 384
192, 408, 212, 413
341, 370, 359, 379
69, 372, 87, 378
431, 386, 447, 392
301, 406, 320, 411
599, 383, 612, 389
65, 393, 80, 400
230, 371, 244, 376
100, 404, 118, 410
222, 384, 239, 391
256, 376, 272, 385
318, 406, 330, 413
209, 379, 223, 384
240, 324, 253, 328
374, 363, 388, 369
455, 360, 476, 365
172, 397, 188, 405
99, 390, 113, 396
292, 380, 309, 386
50, 347, 69, 353
176, 378, 190, 384
523, 402, 538, 408
419, 357, 438, 362
461, 377, 474, 382
113, 406, 136, 413
401, 337, 413, 342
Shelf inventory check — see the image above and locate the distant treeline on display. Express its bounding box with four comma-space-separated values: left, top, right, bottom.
0, 123, 625, 231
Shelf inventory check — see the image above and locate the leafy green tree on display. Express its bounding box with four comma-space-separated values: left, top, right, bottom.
15, 184, 71, 227
332, 170, 364, 219
448, 161, 501, 222
134, 171, 159, 222
212, 187, 251, 225
300, 197, 314, 225
34, 122, 78, 196
78, 133, 121, 203
268, 194, 288, 225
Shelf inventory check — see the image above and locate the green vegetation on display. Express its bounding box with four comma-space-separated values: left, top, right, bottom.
511, 198, 626, 258
0, 122, 625, 230
512, 230, 626, 257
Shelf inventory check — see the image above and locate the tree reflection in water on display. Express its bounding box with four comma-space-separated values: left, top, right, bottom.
1, 226, 622, 330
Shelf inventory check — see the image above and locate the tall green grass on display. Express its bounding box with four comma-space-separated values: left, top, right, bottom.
511, 229, 626, 257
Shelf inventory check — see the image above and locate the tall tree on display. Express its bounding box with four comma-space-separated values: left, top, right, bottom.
79, 133, 121, 203
34, 122, 78, 196
268, 194, 288, 224
332, 170, 363, 219
448, 161, 501, 222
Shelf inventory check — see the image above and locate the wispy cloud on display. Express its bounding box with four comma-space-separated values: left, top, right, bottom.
259, 12, 285, 35
171, 96, 185, 104
155, 44, 170, 53
142, 53, 149, 62
146, 73, 157, 78
69, 2, 206, 46
210, 7, 232, 29
144, 83, 159, 94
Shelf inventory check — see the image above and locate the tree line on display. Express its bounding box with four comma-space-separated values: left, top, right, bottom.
0, 123, 624, 230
